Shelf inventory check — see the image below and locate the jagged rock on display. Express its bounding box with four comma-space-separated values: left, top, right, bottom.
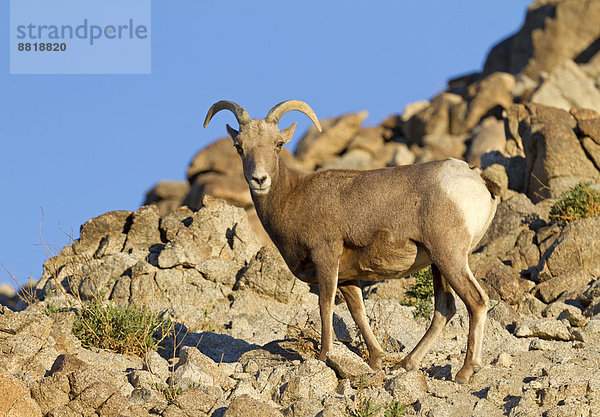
461, 72, 515, 133
534, 269, 595, 303
321, 148, 373, 170
295, 112, 368, 170
514, 318, 572, 341
276, 359, 338, 407
506, 103, 600, 201
236, 245, 310, 304
571, 108, 600, 145
384, 370, 428, 405
144, 181, 190, 217
531, 60, 600, 113
480, 259, 530, 305
483, 0, 600, 80
325, 342, 372, 379
282, 398, 324, 417
346, 127, 386, 155
172, 387, 221, 416
170, 346, 234, 392
420, 133, 467, 160
72, 210, 132, 257
482, 164, 509, 197
0, 373, 43, 417
370, 142, 414, 167
122, 205, 162, 253
491, 352, 513, 368
466, 118, 508, 166
476, 193, 540, 259
558, 308, 587, 328
128, 370, 155, 389
142, 350, 170, 382
403, 93, 464, 142
224, 394, 282, 417
0, 306, 54, 375
488, 300, 520, 329
543, 217, 600, 278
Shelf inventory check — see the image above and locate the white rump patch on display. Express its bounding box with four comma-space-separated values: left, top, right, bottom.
438, 160, 497, 248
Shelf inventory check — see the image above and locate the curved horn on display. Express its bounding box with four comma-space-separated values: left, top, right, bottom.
203, 100, 251, 128
265, 100, 322, 132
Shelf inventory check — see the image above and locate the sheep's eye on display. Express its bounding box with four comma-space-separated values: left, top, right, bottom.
276, 142, 284, 149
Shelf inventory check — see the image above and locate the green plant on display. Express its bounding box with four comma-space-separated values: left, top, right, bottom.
401, 266, 434, 319
347, 399, 381, 417
154, 383, 183, 402
384, 401, 406, 417
72, 299, 171, 357
549, 182, 600, 224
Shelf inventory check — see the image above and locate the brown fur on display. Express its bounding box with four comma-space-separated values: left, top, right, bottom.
205, 104, 499, 383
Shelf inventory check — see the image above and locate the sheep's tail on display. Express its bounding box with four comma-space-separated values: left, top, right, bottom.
480, 171, 502, 199
467, 163, 502, 199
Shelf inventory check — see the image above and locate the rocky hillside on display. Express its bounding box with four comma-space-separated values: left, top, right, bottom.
3, 1, 600, 416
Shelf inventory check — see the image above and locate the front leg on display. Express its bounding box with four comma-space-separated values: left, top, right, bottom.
312, 247, 342, 362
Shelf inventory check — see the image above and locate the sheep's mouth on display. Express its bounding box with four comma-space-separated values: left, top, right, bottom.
250, 186, 270, 195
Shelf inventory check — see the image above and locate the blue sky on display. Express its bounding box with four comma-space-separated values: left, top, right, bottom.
1, 1, 532, 286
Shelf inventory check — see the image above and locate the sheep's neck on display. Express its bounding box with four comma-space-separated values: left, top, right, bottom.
252, 157, 301, 234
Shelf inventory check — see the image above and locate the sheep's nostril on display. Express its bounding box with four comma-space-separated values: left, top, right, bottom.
252, 175, 268, 186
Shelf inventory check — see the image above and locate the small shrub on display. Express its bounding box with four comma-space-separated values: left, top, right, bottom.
347, 399, 381, 417
72, 299, 170, 357
384, 401, 406, 417
549, 182, 600, 224
401, 266, 434, 319
154, 383, 183, 402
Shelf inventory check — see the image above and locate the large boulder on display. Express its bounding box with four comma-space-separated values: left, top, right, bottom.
530, 60, 600, 113
295, 111, 368, 170
483, 0, 600, 80
505, 103, 600, 201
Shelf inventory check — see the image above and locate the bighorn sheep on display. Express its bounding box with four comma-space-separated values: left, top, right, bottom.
204, 100, 499, 383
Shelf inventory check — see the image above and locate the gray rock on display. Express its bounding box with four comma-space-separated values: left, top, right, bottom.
144, 181, 190, 217
325, 343, 372, 379
236, 245, 310, 304
514, 319, 572, 341
531, 60, 600, 114
506, 103, 600, 202
123, 205, 162, 253
535, 269, 595, 303
384, 370, 428, 405
142, 350, 170, 382
224, 394, 283, 417
465, 118, 508, 167
295, 112, 368, 170
543, 217, 600, 278
276, 359, 338, 407
282, 398, 324, 417
72, 210, 132, 257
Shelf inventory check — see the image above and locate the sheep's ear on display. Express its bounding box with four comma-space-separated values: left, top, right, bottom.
280, 122, 297, 144
226, 124, 239, 140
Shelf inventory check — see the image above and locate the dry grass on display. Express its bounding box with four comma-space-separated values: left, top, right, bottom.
549, 182, 600, 224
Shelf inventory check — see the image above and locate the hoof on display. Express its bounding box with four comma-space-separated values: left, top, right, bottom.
394, 356, 417, 371
368, 353, 384, 371
454, 367, 474, 384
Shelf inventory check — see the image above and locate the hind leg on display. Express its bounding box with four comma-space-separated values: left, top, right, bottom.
434, 257, 489, 384
400, 264, 457, 371
339, 280, 384, 369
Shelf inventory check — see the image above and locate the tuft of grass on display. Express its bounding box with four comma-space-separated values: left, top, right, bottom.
401, 266, 434, 319
72, 299, 171, 357
384, 401, 406, 417
347, 399, 381, 417
549, 182, 600, 224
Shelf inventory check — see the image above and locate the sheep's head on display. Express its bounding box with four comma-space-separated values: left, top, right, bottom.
204, 100, 322, 196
